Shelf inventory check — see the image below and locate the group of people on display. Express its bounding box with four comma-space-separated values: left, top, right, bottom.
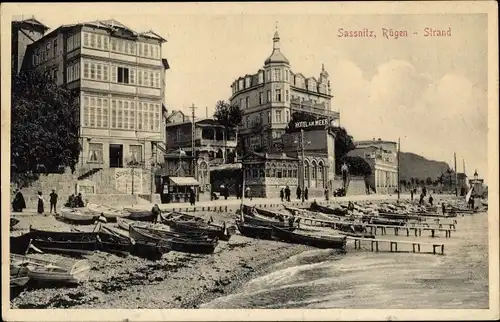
65, 193, 85, 208
279, 186, 292, 202
11, 188, 60, 215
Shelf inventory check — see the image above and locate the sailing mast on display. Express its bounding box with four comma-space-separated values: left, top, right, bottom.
239, 165, 246, 222
454, 153, 458, 196
397, 137, 400, 200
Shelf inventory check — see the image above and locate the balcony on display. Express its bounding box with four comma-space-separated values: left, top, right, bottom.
198, 138, 237, 148
290, 100, 339, 119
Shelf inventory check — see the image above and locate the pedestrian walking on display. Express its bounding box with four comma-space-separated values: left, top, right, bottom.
324, 188, 329, 201
410, 189, 414, 201
280, 188, 284, 202
37, 191, 45, 215
49, 189, 58, 214
419, 193, 424, 205
304, 187, 309, 201
428, 194, 434, 206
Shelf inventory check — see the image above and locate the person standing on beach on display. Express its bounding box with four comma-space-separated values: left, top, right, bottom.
442, 202, 446, 214
410, 189, 414, 201
304, 187, 309, 201
285, 186, 291, 202
37, 191, 45, 215
49, 189, 58, 214
428, 194, 434, 206
325, 188, 330, 201
12, 189, 26, 212
280, 188, 284, 202
151, 204, 161, 223
189, 188, 196, 206
296, 186, 301, 200
419, 193, 424, 205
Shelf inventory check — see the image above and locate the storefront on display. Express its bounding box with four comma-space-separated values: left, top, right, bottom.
160, 176, 200, 203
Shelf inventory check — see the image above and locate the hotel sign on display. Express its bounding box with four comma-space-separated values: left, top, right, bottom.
289, 118, 336, 131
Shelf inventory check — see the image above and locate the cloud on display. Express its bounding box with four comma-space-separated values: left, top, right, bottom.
335, 59, 488, 179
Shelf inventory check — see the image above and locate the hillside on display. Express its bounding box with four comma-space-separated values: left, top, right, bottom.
399, 152, 451, 181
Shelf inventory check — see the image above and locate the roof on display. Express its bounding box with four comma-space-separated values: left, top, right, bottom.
265, 48, 290, 65
264, 30, 289, 65
31, 18, 167, 43
12, 17, 49, 31
169, 176, 199, 186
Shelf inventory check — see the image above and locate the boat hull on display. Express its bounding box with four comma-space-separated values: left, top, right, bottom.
236, 221, 274, 240
272, 226, 347, 250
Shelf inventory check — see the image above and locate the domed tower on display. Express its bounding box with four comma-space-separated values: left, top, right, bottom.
263, 28, 291, 151
319, 63, 331, 97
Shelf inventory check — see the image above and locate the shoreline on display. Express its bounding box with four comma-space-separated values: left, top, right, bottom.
10, 195, 463, 309
10, 211, 311, 309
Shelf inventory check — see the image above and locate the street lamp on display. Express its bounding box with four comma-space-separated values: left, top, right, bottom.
293, 129, 311, 202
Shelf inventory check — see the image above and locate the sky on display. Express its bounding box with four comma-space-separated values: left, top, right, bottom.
6, 3, 491, 182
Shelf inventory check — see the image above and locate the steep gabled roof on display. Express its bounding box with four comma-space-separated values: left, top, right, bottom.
140, 30, 167, 42
12, 17, 50, 31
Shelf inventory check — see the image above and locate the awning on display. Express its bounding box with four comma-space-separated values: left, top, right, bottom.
169, 176, 199, 186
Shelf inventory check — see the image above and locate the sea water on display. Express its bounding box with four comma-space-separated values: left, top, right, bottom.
201, 212, 489, 309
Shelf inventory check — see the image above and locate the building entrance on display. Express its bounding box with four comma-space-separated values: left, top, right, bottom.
109, 144, 123, 168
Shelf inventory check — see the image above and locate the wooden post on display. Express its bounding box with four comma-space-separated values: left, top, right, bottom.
441, 245, 444, 254
406, 228, 410, 236
376, 241, 379, 252
412, 243, 416, 252
395, 227, 399, 236
431, 229, 435, 238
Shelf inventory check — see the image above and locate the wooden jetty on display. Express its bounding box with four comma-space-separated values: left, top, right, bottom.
347, 237, 445, 255
295, 216, 455, 238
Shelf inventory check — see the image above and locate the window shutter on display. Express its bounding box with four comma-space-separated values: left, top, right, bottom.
129, 68, 135, 84
111, 65, 117, 82
103, 65, 108, 81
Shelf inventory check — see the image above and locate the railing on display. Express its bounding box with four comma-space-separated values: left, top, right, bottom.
290, 101, 340, 119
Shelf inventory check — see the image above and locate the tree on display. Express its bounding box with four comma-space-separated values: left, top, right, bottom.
332, 126, 356, 174
341, 156, 372, 177
426, 177, 433, 186
213, 100, 242, 163
11, 69, 81, 187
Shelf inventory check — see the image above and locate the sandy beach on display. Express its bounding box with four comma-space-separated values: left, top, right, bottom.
10, 210, 311, 309
10, 195, 465, 309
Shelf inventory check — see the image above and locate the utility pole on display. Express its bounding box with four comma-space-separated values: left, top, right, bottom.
300, 129, 306, 203
189, 104, 197, 177
397, 137, 400, 200
454, 152, 458, 196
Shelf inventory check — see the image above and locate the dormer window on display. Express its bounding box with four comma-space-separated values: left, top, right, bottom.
258, 72, 263, 84
239, 79, 244, 90
245, 77, 251, 88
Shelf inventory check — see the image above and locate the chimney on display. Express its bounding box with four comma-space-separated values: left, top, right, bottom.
378, 138, 381, 141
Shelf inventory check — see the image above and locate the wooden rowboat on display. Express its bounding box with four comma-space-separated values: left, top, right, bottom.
10, 276, 29, 288
159, 211, 206, 226
129, 225, 218, 254
241, 213, 292, 228
160, 212, 236, 241
309, 203, 348, 217
58, 207, 97, 225
11, 254, 90, 285
235, 221, 274, 240
272, 226, 347, 250
10, 218, 20, 229
87, 203, 129, 222
123, 208, 158, 222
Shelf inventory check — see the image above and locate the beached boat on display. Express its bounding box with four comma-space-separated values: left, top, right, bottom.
160, 212, 236, 241
87, 203, 129, 222
129, 225, 218, 254
241, 214, 292, 228
10, 218, 20, 229
369, 216, 407, 226
10, 276, 29, 288
309, 203, 348, 217
159, 211, 206, 226
122, 208, 158, 222
235, 221, 274, 239
58, 207, 98, 225
11, 254, 90, 285
272, 226, 347, 250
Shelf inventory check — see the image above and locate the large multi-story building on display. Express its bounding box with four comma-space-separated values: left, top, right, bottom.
164, 110, 239, 198
19, 18, 169, 172
229, 29, 339, 152
14, 18, 170, 197
347, 139, 398, 194
11, 17, 49, 74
